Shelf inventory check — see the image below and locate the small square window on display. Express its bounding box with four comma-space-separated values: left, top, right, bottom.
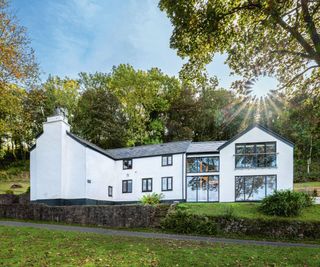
123, 159, 132, 170
108, 186, 113, 197
162, 155, 173, 166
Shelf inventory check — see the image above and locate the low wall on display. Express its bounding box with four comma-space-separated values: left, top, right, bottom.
0, 203, 170, 228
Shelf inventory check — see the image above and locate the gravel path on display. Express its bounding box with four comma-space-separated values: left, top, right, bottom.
1, 220, 319, 248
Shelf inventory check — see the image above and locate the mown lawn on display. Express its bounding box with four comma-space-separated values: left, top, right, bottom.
0, 226, 320, 267
294, 182, 320, 189
178, 202, 320, 222
0, 181, 29, 195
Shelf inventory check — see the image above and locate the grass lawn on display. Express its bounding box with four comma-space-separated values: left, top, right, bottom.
0, 181, 29, 195
178, 202, 320, 222
294, 182, 320, 189
1, 226, 320, 266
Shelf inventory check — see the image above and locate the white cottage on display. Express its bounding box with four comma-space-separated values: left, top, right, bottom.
30, 113, 294, 205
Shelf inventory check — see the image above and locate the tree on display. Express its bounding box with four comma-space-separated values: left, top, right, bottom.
73, 85, 129, 149
159, 0, 320, 93
0, 0, 38, 86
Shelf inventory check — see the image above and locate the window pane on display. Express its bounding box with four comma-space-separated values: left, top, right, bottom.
266, 143, 276, 153
266, 154, 276, 167
167, 156, 172, 165
244, 155, 256, 168
198, 176, 208, 202
208, 175, 219, 201
187, 176, 198, 201
236, 144, 245, 154
162, 178, 167, 191
142, 180, 147, 191
250, 176, 266, 200
235, 155, 245, 168
187, 158, 200, 173
245, 144, 255, 154
148, 179, 152, 191
235, 176, 244, 201
168, 177, 172, 190
128, 180, 132, 193
162, 157, 167, 166
266, 175, 276, 195
256, 144, 265, 153
257, 154, 266, 167
244, 176, 254, 200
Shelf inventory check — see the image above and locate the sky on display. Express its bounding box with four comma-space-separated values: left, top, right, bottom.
11, 0, 278, 97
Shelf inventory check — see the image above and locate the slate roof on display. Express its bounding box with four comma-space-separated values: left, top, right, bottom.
105, 141, 192, 159
187, 141, 227, 153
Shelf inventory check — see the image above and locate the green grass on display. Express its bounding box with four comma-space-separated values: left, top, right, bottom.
0, 181, 29, 194
178, 202, 320, 222
1, 226, 320, 266
295, 182, 320, 189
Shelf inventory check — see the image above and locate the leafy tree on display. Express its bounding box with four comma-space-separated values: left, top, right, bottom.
159, 0, 320, 92
0, 0, 38, 86
73, 86, 128, 149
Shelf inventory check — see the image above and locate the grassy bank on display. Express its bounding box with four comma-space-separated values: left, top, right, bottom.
1, 226, 320, 266
177, 203, 320, 222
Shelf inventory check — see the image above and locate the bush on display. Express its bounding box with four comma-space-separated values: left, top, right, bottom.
160, 209, 217, 235
260, 190, 314, 217
140, 193, 164, 205
5, 189, 14, 195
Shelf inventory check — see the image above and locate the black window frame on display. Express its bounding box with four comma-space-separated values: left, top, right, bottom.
108, 186, 113, 197
235, 175, 277, 202
186, 156, 220, 173
122, 179, 132, 193
162, 155, 173, 166
142, 178, 153, 192
235, 142, 277, 169
123, 159, 133, 170
161, 176, 173, 191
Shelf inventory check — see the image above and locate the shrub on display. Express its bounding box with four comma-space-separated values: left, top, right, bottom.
5, 189, 14, 195
260, 190, 314, 217
140, 193, 164, 205
160, 209, 217, 235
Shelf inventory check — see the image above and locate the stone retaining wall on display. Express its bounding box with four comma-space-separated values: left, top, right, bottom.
0, 203, 170, 228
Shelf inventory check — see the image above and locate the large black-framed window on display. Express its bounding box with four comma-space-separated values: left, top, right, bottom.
142, 178, 152, 192
162, 177, 173, 191
122, 180, 132, 193
186, 175, 219, 202
108, 186, 113, 197
162, 155, 173, 166
235, 142, 276, 169
187, 156, 219, 173
123, 159, 132, 170
235, 175, 277, 201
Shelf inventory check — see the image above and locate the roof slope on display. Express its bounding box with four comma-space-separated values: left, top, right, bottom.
106, 141, 192, 159
187, 141, 227, 153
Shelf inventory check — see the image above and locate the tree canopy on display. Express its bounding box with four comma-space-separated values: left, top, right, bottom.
159, 0, 320, 93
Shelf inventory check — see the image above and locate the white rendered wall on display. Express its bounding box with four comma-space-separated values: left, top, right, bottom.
112, 154, 185, 202
31, 115, 70, 200
85, 148, 116, 201
219, 127, 294, 202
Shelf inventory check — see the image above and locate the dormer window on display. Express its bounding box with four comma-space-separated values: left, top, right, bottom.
123, 159, 132, 170
162, 155, 173, 166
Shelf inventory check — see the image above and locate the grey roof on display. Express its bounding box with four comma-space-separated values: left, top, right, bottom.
105, 141, 192, 159
187, 141, 227, 153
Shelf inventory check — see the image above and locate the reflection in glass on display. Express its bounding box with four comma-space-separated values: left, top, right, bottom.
187, 175, 219, 202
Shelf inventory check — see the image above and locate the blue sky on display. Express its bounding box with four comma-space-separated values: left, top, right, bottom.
11, 0, 277, 97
